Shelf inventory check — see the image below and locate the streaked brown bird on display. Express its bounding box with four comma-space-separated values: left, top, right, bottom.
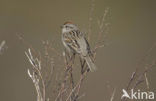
61, 22, 97, 72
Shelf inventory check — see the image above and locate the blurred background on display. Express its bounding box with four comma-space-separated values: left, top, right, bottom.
0, 0, 156, 101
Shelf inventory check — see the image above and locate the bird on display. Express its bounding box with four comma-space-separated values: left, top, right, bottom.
61, 21, 97, 72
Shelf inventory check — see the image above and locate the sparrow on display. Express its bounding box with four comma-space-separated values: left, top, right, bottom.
61, 22, 96, 72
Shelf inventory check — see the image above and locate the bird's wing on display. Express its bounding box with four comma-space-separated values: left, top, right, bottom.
63, 31, 81, 53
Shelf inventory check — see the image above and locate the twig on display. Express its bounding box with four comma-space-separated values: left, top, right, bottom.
0, 40, 7, 54
144, 71, 150, 90
88, 0, 95, 41
110, 88, 116, 101
25, 48, 53, 101
97, 7, 110, 44
126, 71, 137, 90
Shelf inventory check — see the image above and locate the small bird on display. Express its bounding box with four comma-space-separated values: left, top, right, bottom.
61, 21, 97, 72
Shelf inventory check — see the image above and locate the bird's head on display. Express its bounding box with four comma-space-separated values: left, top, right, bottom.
61, 21, 78, 33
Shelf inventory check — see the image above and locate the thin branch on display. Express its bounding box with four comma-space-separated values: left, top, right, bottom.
110, 88, 116, 101
88, 0, 95, 41
0, 40, 7, 55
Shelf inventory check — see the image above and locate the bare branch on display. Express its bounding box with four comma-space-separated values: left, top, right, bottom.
88, 0, 95, 41
0, 40, 7, 55
110, 88, 116, 101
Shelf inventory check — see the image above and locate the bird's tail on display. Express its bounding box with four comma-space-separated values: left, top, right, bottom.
84, 56, 97, 72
